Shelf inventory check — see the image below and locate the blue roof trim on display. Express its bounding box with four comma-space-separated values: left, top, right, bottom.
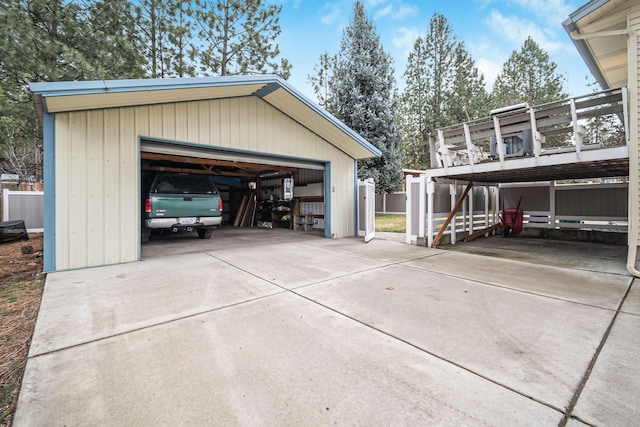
562, 0, 612, 90
270, 77, 383, 158
29, 74, 382, 159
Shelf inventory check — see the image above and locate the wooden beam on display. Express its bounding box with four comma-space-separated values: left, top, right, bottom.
140, 152, 296, 173
463, 223, 501, 242
142, 164, 255, 177
431, 181, 473, 248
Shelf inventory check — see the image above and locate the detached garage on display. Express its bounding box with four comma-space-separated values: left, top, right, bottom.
30, 75, 381, 272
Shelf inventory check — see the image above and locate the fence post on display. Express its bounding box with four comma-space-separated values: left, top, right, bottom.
427, 176, 434, 247
450, 183, 457, 244
550, 181, 556, 228
469, 187, 474, 235
484, 186, 490, 230
419, 174, 426, 239
405, 175, 412, 244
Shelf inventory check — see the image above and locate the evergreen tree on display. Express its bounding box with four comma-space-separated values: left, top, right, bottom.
84, 0, 146, 79
308, 51, 336, 109
399, 13, 490, 169
193, 0, 291, 78
0, 0, 144, 183
321, 0, 403, 193
135, 0, 196, 78
493, 37, 567, 107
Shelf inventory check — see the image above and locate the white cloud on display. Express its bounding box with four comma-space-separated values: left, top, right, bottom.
369, 0, 419, 20
392, 27, 421, 56
395, 5, 418, 19
320, 2, 345, 26
487, 10, 562, 52
508, 0, 573, 26
476, 57, 503, 89
375, 5, 394, 19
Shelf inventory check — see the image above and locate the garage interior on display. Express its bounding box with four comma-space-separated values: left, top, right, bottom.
141, 140, 327, 239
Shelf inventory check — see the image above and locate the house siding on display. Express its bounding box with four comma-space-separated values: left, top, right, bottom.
630, 6, 640, 246
53, 96, 356, 270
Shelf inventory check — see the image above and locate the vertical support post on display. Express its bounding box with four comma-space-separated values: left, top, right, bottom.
405, 174, 412, 244
496, 185, 501, 224
382, 192, 387, 214
450, 183, 457, 245
462, 195, 467, 232
570, 98, 582, 156
427, 177, 435, 247
438, 129, 449, 172
469, 186, 474, 235
529, 107, 541, 160
418, 174, 426, 239
493, 116, 505, 166
622, 86, 630, 145
549, 180, 556, 229
484, 186, 490, 230
463, 123, 475, 166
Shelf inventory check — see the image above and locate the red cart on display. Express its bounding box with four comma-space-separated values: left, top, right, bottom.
501, 197, 523, 237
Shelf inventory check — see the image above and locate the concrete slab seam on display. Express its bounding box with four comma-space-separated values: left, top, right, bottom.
206, 251, 401, 292
312, 245, 445, 264
204, 250, 564, 412
558, 277, 635, 427
401, 262, 626, 312
27, 290, 288, 360
288, 289, 567, 417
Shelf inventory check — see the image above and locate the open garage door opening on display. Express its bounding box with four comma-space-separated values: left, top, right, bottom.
140, 140, 327, 244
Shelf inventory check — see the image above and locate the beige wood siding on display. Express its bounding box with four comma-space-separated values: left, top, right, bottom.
54, 96, 357, 270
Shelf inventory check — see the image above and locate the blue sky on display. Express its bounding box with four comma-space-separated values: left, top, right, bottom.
274, 0, 594, 102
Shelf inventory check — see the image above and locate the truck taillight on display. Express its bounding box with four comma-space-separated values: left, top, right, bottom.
145, 197, 152, 213
218, 198, 223, 212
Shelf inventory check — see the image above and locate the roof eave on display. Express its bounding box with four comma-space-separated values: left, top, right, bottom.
30, 75, 381, 160
562, 0, 613, 90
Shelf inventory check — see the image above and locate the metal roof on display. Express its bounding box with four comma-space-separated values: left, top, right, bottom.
29, 75, 381, 160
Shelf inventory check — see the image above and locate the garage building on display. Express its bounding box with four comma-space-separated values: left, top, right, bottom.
30, 75, 381, 272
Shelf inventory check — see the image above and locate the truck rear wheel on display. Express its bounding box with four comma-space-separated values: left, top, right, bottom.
197, 228, 213, 239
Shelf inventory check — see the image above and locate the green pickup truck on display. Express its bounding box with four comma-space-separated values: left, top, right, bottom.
142, 172, 223, 243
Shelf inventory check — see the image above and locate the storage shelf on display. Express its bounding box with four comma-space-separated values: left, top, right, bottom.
293, 213, 314, 232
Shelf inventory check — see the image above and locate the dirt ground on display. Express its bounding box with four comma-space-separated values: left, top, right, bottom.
0, 234, 44, 427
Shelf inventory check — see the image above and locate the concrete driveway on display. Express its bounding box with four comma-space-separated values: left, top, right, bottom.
14, 228, 639, 425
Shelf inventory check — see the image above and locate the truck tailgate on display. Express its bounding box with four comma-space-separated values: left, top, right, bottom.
149, 194, 220, 218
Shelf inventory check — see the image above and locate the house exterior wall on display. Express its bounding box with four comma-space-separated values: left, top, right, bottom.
53, 96, 356, 270
630, 6, 640, 246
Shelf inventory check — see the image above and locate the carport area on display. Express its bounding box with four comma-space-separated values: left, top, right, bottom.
14, 230, 640, 425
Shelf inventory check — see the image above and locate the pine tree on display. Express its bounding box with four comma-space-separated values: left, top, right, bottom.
321, 0, 403, 193
399, 13, 490, 169
0, 0, 144, 183
308, 51, 336, 109
493, 37, 567, 107
193, 0, 291, 78
135, 0, 195, 78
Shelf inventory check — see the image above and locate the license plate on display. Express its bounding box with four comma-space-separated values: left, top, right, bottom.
178, 217, 196, 225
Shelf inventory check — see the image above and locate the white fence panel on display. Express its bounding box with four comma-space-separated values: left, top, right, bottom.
2, 189, 44, 232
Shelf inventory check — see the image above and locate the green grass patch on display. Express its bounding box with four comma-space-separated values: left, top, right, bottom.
0, 283, 27, 303
375, 213, 406, 233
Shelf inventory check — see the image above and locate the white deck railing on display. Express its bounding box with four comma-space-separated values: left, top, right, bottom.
429, 87, 628, 171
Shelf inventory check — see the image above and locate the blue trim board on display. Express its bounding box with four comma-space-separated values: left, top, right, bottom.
42, 113, 56, 273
